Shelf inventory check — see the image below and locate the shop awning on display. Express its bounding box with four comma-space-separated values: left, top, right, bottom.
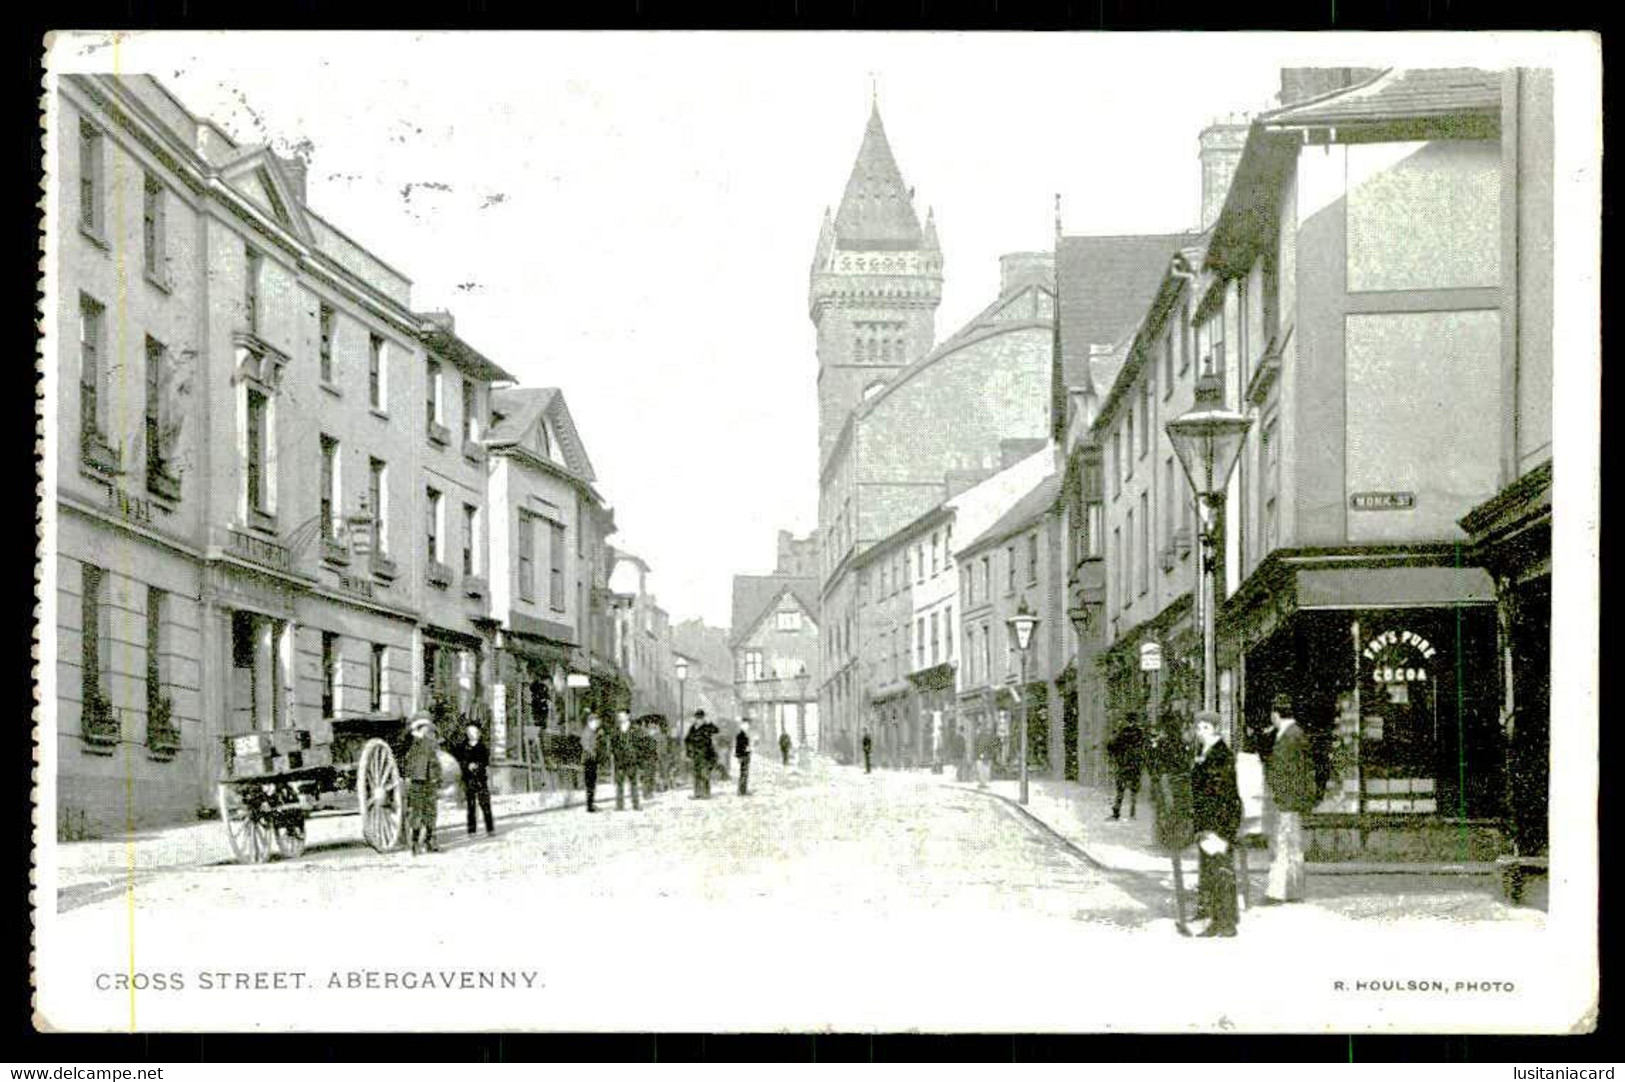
1295, 566, 1495, 610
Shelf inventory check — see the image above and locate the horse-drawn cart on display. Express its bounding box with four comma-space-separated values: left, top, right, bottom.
216, 714, 414, 863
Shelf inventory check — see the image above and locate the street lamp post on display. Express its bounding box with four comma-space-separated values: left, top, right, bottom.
674, 656, 688, 743
795, 665, 811, 769
1165, 367, 1253, 715
1006, 597, 1040, 806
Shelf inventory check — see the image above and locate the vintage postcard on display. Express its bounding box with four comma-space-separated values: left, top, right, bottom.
33, 30, 1599, 1033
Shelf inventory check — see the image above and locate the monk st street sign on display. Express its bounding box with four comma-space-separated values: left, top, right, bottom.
1350, 491, 1416, 511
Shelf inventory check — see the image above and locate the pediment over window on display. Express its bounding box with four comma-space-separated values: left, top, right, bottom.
233, 330, 289, 392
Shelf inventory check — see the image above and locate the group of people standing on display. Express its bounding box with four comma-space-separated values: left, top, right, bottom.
579, 708, 777, 811
1104, 692, 1318, 938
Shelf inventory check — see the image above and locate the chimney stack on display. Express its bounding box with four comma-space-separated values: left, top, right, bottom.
1198, 121, 1250, 232
420, 310, 456, 334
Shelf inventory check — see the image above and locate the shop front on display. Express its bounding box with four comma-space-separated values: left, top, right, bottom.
907, 663, 956, 769
421, 625, 488, 738
493, 615, 577, 793
1224, 557, 1504, 862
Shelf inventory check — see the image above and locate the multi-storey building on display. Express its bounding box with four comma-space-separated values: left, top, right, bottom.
413, 312, 515, 735
485, 387, 617, 777
52, 74, 480, 833
1055, 216, 1214, 785
1079, 67, 1547, 857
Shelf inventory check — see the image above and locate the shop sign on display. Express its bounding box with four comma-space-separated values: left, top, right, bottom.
1350, 491, 1415, 511
1362, 628, 1437, 684
1139, 642, 1163, 671
567, 672, 591, 689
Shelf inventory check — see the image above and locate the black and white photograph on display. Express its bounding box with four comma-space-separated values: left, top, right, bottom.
33, 30, 1599, 1034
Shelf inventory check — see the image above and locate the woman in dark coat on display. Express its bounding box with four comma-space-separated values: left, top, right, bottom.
1190, 711, 1243, 937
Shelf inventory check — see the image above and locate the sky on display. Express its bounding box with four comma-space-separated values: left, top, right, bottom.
51, 31, 1572, 628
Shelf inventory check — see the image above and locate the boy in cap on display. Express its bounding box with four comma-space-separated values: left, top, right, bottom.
404, 714, 442, 855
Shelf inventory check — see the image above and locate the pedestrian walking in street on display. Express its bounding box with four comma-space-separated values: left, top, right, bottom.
862, 729, 873, 774
779, 730, 792, 767
1263, 692, 1316, 904
1191, 711, 1242, 937
455, 722, 495, 836
1106, 717, 1147, 820
637, 717, 661, 796
685, 709, 718, 799
404, 715, 442, 855
735, 719, 753, 796
612, 711, 642, 811
581, 714, 604, 813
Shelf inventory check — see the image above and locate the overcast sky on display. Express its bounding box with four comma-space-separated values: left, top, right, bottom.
53, 31, 1576, 628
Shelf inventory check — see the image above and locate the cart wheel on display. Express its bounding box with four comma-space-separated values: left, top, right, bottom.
357, 738, 406, 852
274, 815, 308, 860
217, 782, 272, 864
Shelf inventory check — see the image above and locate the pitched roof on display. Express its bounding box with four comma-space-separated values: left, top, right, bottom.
1056, 232, 1199, 396
729, 575, 819, 648
962, 471, 1061, 555
1262, 67, 1501, 128
487, 387, 597, 482
832, 103, 926, 251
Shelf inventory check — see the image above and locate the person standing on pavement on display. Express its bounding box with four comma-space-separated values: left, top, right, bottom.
404, 715, 442, 855
612, 711, 642, 811
637, 717, 661, 796
685, 709, 718, 799
779, 730, 792, 767
1106, 717, 1147, 820
581, 714, 604, 814
862, 729, 873, 774
1263, 692, 1316, 904
455, 722, 495, 836
1191, 711, 1242, 937
735, 719, 754, 796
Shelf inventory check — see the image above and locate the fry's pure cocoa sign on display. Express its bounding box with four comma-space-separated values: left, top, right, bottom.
1361, 628, 1438, 683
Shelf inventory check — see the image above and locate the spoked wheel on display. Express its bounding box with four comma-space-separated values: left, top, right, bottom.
357, 738, 406, 852
218, 782, 273, 864
273, 815, 308, 859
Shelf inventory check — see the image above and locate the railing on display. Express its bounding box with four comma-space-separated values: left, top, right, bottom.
427, 420, 452, 446
370, 551, 399, 581
426, 560, 453, 589
463, 574, 489, 600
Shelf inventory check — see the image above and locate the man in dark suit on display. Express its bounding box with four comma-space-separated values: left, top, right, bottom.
455, 722, 495, 836
580, 714, 604, 813
735, 719, 753, 796
1191, 711, 1243, 937
861, 729, 873, 774
611, 711, 642, 811
1106, 718, 1147, 820
779, 730, 792, 767
685, 709, 718, 799
1264, 692, 1316, 903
